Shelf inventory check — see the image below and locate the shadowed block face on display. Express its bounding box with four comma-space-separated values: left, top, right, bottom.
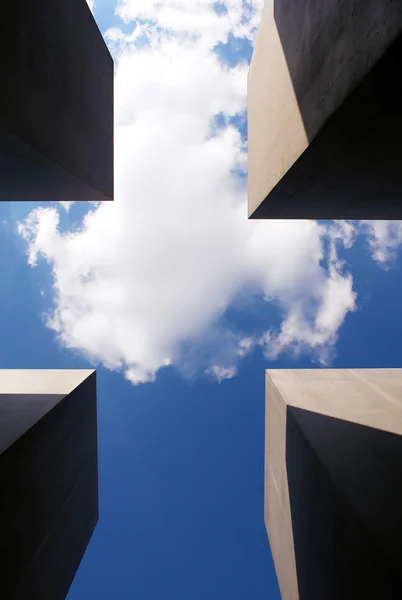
248, 0, 402, 219
265, 369, 402, 600
0, 369, 95, 453
0, 0, 113, 202
0, 370, 98, 600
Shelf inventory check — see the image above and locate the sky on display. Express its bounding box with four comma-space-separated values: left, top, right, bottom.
2, 0, 402, 598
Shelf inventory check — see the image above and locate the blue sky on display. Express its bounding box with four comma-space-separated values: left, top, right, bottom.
3, 0, 402, 597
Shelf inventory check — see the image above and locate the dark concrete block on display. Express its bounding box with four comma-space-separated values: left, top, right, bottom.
0, 0, 113, 202
248, 0, 402, 219
287, 407, 402, 599
265, 369, 402, 600
251, 34, 402, 219
0, 370, 98, 600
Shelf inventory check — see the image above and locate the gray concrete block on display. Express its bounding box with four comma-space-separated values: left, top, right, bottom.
0, 0, 113, 202
248, 1, 402, 219
265, 369, 402, 599
0, 370, 98, 600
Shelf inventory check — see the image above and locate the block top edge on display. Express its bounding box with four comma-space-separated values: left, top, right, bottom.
266, 369, 402, 435
0, 369, 95, 396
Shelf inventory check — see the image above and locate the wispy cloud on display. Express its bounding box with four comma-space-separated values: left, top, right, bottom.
362, 220, 402, 267
261, 228, 357, 365
59, 201, 75, 213
206, 365, 237, 383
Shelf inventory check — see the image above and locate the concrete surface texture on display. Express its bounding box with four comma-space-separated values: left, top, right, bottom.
0, 0, 113, 202
0, 369, 98, 600
265, 369, 402, 600
248, 0, 402, 219
0, 369, 95, 453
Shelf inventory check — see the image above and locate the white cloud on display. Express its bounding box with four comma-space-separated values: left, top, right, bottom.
237, 337, 255, 357
17, 1, 358, 384
114, 0, 265, 49
87, 0, 95, 13
262, 232, 357, 364
59, 201, 75, 213
362, 221, 402, 266
328, 219, 356, 249
206, 365, 237, 383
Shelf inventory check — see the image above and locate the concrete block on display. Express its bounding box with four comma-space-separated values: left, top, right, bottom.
0, 0, 113, 202
265, 369, 402, 599
248, 1, 402, 219
0, 370, 98, 600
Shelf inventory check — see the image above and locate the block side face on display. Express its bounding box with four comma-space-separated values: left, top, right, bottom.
248, 0, 402, 217
248, 0, 307, 217
0, 372, 98, 600
0, 0, 113, 200
267, 369, 402, 435
273, 0, 402, 138
265, 373, 299, 600
0, 394, 64, 454
289, 407, 402, 596
13, 458, 98, 600
0, 125, 112, 202
0, 370, 95, 454
285, 408, 339, 600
